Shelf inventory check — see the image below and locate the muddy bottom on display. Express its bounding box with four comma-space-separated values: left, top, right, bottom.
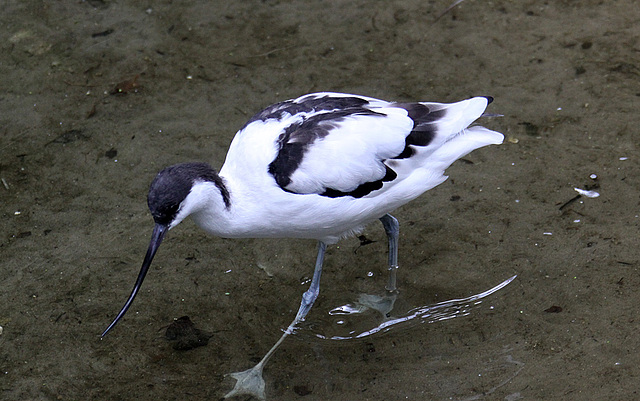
1, 1, 639, 400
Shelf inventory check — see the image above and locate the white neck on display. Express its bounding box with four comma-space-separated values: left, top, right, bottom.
173, 180, 231, 234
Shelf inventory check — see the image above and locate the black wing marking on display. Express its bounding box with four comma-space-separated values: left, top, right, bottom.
244, 95, 372, 127
267, 102, 384, 189
390, 103, 446, 159
259, 94, 467, 199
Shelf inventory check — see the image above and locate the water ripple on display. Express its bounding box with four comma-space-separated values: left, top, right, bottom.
307, 275, 517, 341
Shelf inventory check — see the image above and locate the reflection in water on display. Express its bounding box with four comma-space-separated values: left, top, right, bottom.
310, 275, 517, 341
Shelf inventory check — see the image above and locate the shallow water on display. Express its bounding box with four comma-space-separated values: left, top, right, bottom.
2, 1, 639, 400
308, 275, 516, 341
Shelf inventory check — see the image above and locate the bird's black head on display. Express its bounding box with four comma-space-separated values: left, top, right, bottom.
147, 162, 221, 226
101, 162, 224, 338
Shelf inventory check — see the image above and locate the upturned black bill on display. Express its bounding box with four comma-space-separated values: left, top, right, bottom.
101, 224, 168, 337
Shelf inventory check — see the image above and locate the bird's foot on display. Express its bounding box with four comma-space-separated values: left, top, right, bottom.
224, 364, 266, 400
355, 292, 398, 318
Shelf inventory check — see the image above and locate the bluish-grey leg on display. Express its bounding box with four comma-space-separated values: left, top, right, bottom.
354, 214, 399, 318
379, 213, 399, 293
290, 241, 326, 327
225, 241, 327, 400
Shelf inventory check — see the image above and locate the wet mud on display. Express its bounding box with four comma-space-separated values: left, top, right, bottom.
1, 1, 639, 400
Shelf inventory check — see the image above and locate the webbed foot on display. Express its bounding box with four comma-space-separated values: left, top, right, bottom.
224, 365, 266, 400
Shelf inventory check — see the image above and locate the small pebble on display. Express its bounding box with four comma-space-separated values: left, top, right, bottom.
165, 316, 211, 350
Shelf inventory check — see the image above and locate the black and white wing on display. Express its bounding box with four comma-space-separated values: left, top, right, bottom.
227, 92, 502, 199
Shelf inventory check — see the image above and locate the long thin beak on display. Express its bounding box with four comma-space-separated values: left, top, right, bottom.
101, 223, 168, 337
